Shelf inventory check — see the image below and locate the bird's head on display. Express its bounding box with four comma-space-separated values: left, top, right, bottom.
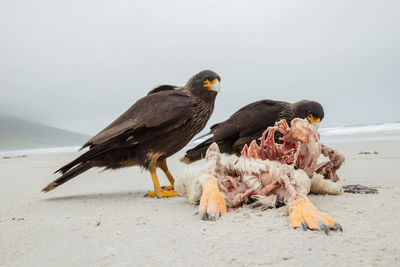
295, 100, 324, 130
186, 70, 221, 101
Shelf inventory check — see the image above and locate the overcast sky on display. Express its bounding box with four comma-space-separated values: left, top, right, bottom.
1, 0, 399, 135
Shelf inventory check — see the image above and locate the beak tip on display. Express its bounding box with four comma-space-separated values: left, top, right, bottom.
210, 81, 221, 93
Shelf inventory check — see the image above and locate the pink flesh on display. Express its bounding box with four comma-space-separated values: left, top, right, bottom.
241, 118, 321, 177
315, 144, 345, 182
203, 118, 344, 208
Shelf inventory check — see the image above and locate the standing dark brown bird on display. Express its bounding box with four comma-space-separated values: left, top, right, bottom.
181, 99, 324, 163
42, 70, 221, 197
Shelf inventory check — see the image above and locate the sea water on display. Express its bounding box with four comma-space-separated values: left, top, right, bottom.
319, 122, 400, 143
189, 121, 400, 148
1, 122, 400, 156
0, 146, 82, 157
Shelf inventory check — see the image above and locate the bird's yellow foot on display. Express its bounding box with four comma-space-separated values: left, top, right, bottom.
289, 196, 342, 235
146, 189, 180, 198
161, 185, 175, 191
199, 178, 227, 221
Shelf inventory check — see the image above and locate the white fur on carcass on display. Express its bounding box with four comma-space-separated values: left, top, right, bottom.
175, 164, 209, 204
310, 173, 344, 195
176, 153, 343, 208
176, 118, 344, 209
222, 155, 311, 196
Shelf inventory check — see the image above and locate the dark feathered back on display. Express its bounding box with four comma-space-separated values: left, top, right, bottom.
147, 85, 176, 95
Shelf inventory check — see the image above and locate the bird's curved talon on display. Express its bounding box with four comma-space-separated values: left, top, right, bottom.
334, 222, 343, 232
146, 189, 180, 198
209, 212, 217, 221
289, 196, 341, 234
320, 223, 329, 235
199, 178, 226, 221
301, 221, 308, 231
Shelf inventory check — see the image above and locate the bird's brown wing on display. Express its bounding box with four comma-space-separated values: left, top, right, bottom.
147, 85, 176, 95
211, 100, 285, 141
183, 100, 287, 162
82, 90, 191, 149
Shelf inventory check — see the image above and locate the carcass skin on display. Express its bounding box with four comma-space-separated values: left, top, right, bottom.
176, 118, 344, 233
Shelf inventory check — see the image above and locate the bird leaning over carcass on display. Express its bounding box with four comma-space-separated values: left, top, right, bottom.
181, 99, 325, 163
175, 118, 345, 234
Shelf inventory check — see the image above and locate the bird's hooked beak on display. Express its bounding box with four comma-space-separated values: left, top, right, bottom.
203, 79, 221, 93
307, 114, 321, 130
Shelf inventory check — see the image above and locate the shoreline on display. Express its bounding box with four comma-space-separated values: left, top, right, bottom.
2, 136, 399, 156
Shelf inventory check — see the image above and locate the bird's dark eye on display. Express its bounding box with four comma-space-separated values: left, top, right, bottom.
202, 78, 207, 82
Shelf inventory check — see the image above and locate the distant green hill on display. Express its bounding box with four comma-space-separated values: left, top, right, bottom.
0, 115, 91, 151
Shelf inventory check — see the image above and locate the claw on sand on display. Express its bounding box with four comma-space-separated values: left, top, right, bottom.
334, 222, 343, 232
210, 212, 217, 221
320, 223, 329, 235
289, 196, 342, 234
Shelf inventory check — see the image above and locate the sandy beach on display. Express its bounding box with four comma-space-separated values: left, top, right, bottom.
1, 140, 400, 266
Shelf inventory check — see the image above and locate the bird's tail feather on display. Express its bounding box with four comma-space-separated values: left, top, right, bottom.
192, 131, 212, 142
55, 142, 114, 174
43, 164, 92, 192
180, 139, 213, 163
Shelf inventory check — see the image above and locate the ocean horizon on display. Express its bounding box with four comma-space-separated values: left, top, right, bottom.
0, 146, 83, 157
1, 121, 400, 156
189, 121, 400, 148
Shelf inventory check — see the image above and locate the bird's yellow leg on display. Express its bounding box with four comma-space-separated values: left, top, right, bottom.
157, 158, 175, 191
289, 196, 342, 234
146, 163, 179, 198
